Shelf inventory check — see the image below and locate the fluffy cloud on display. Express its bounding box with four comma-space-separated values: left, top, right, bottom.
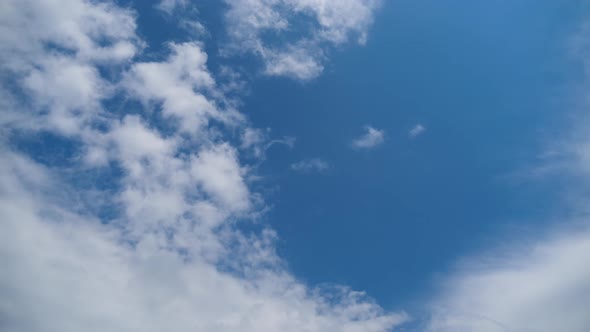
0, 0, 140, 135
0, 152, 410, 332
352, 126, 385, 149
0, 0, 138, 71
121, 42, 243, 135
291, 158, 330, 173
223, 0, 381, 80
0, 1, 405, 332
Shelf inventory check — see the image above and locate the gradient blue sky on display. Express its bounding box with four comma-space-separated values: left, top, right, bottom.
2, 1, 590, 331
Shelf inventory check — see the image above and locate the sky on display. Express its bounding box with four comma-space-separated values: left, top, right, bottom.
1, 1, 590, 332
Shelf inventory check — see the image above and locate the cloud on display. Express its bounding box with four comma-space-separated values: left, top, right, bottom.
0, 152, 410, 332
291, 158, 330, 173
240, 128, 296, 159
0, 0, 140, 135
0, 0, 139, 70
409, 124, 426, 138
156, 0, 188, 14
222, 0, 381, 80
426, 227, 590, 332
0, 1, 406, 332
352, 126, 385, 149
425, 17, 590, 332
121, 42, 243, 135
262, 42, 326, 80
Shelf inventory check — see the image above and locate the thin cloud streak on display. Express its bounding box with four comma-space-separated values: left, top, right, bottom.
291, 158, 330, 173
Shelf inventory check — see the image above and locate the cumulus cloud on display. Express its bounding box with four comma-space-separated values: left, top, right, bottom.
0, 0, 139, 70
0, 1, 406, 332
0, 0, 140, 135
409, 124, 426, 138
291, 158, 330, 173
352, 126, 385, 149
0, 151, 410, 332
121, 42, 243, 135
222, 0, 381, 80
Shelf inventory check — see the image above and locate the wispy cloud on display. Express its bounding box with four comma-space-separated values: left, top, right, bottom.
409, 124, 426, 138
424, 17, 590, 332
156, 0, 188, 14
352, 126, 385, 149
291, 158, 330, 173
241, 128, 295, 159
427, 227, 590, 332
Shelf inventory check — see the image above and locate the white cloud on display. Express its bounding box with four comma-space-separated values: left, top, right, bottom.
23, 56, 109, 135
242, 128, 268, 149
262, 42, 326, 80
0, 1, 405, 332
0, 0, 139, 70
352, 126, 385, 149
0, 152, 411, 332
240, 128, 296, 159
222, 0, 381, 80
409, 124, 426, 138
190, 144, 251, 213
0, 0, 140, 135
121, 42, 243, 135
156, 0, 188, 14
0, 149, 408, 332
427, 227, 590, 332
426, 17, 590, 332
291, 158, 330, 173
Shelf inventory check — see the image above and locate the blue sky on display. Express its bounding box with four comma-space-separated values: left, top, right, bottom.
249, 0, 582, 306
1, 1, 590, 331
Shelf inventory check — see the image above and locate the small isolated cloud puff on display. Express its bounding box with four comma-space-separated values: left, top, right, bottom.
352, 126, 385, 149
290, 158, 330, 173
409, 124, 426, 138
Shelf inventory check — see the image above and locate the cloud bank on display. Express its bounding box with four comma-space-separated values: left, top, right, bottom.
0, 1, 406, 331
